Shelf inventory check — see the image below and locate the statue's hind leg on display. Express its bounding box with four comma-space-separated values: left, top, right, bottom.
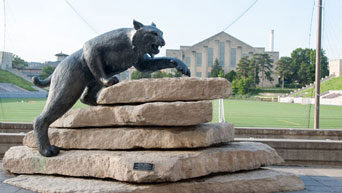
34, 113, 61, 157
34, 82, 85, 157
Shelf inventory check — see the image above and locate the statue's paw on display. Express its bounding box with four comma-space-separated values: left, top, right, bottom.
176, 64, 191, 77
183, 68, 191, 77
171, 59, 191, 77
39, 145, 60, 157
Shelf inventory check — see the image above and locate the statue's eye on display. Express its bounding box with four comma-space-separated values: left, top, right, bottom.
151, 32, 158, 36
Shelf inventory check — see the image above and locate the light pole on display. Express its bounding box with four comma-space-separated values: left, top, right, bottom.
314, 0, 322, 129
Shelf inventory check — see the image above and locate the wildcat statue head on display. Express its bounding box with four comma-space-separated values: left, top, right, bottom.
132, 20, 165, 58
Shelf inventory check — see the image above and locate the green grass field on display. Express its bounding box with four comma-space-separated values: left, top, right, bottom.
212, 99, 342, 129
0, 98, 341, 129
0, 98, 86, 123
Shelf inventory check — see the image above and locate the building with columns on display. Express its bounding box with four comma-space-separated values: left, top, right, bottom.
166, 32, 279, 86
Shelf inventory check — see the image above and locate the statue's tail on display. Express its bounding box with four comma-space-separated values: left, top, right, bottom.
32, 76, 51, 88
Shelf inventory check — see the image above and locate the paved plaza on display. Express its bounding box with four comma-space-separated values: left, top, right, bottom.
267, 166, 342, 193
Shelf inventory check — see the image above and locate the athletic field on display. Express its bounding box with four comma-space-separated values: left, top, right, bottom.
0, 98, 341, 129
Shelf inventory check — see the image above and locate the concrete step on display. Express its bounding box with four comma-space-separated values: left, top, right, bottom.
0, 133, 25, 158
235, 127, 342, 140
235, 138, 342, 166
0, 122, 32, 133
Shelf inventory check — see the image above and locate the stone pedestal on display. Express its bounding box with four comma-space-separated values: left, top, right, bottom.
2, 78, 304, 192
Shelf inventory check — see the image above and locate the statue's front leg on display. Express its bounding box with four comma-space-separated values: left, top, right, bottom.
136, 56, 191, 77
83, 43, 120, 87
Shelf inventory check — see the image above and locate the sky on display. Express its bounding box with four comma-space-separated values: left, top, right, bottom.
0, 0, 341, 63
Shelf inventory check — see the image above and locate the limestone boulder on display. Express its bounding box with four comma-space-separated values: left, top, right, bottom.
2, 142, 284, 183
97, 77, 231, 104
24, 123, 234, 149
4, 169, 304, 193
51, 101, 212, 128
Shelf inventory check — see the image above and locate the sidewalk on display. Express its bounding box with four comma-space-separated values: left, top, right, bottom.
267, 166, 342, 193
1, 160, 341, 193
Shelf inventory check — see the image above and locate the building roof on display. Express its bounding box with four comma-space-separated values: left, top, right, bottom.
183, 31, 254, 50
55, 52, 68, 57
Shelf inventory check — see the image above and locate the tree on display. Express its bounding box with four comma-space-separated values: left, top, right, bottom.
40, 65, 56, 79
248, 58, 259, 86
252, 53, 273, 87
290, 48, 329, 86
12, 55, 28, 69
174, 70, 183, 77
152, 70, 174, 78
236, 56, 251, 78
210, 59, 224, 77
218, 69, 224, 78
224, 70, 236, 83
231, 77, 254, 95
130, 70, 151, 80
275, 56, 292, 89
152, 70, 164, 78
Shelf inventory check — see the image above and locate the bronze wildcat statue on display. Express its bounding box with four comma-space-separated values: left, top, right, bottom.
32, 20, 191, 157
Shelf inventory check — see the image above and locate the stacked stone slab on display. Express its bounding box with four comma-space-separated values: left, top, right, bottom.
2, 78, 304, 193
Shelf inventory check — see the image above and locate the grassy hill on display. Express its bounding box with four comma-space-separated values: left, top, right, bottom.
0, 69, 37, 91
293, 76, 342, 98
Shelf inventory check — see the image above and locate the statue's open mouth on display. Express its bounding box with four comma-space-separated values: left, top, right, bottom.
152, 44, 160, 52
148, 44, 162, 58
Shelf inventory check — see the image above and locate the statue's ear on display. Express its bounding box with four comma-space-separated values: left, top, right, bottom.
133, 20, 144, 30
151, 22, 156, 27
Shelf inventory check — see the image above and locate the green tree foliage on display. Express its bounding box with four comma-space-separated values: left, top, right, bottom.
234, 56, 256, 93
12, 55, 28, 69
210, 59, 224, 77
130, 70, 151, 80
289, 48, 329, 86
152, 70, 174, 78
174, 70, 183, 77
248, 59, 259, 86
131, 69, 185, 80
40, 65, 56, 79
236, 56, 251, 78
252, 53, 273, 87
236, 55, 259, 86
224, 70, 236, 83
231, 77, 254, 95
218, 70, 224, 78
275, 56, 292, 89
152, 70, 164, 78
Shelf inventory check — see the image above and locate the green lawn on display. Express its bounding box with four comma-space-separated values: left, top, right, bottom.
0, 98, 341, 129
213, 99, 342, 129
0, 98, 86, 123
0, 69, 37, 91
293, 76, 342, 97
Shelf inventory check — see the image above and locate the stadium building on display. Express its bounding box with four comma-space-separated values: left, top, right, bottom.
165, 31, 279, 87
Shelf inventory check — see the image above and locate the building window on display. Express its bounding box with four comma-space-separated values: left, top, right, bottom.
196, 72, 202, 77
219, 42, 225, 66
184, 57, 191, 67
196, 53, 202, 66
208, 48, 214, 66
207, 72, 211, 77
231, 48, 236, 67
242, 53, 248, 57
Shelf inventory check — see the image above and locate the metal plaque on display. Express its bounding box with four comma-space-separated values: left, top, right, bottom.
133, 162, 154, 171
